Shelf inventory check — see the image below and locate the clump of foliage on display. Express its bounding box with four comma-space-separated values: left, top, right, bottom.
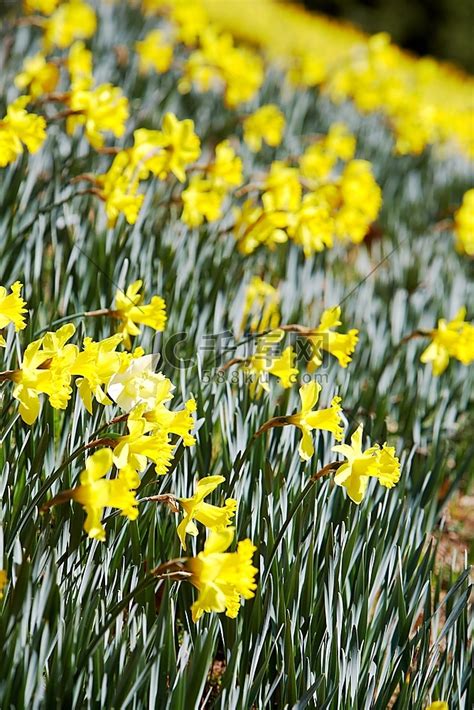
0, 1, 472, 708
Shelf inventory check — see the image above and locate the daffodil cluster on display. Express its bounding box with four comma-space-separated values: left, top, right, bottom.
241, 330, 298, 399
42, 350, 200, 540
257, 385, 400, 503
0, 275, 256, 620
136, 0, 264, 107
80, 112, 201, 226
202, 1, 473, 158
233, 128, 381, 256
0, 280, 167, 422
231, 290, 359, 398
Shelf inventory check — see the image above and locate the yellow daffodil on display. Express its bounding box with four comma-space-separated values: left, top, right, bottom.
0, 282, 28, 347
425, 703, 448, 710
262, 161, 302, 212
94, 150, 144, 227
182, 176, 224, 227
112, 280, 167, 349
299, 143, 337, 184
0, 96, 47, 168
67, 83, 129, 149
188, 527, 257, 621
454, 189, 474, 256
10, 324, 78, 424
299, 123, 355, 184
221, 44, 264, 108
243, 105, 285, 152
43, 0, 97, 51
420, 307, 474, 375
113, 404, 175, 476
132, 114, 201, 182
288, 382, 343, 460
307, 306, 359, 371
180, 28, 263, 108
0, 569, 7, 599
334, 160, 382, 243
15, 53, 60, 98
68, 41, 93, 90
59, 448, 139, 541
233, 200, 288, 255
144, 397, 196, 446
72, 334, 124, 413
177, 475, 237, 550
136, 29, 173, 74
207, 140, 243, 189
287, 195, 334, 255
326, 123, 356, 161
332, 425, 400, 504
241, 276, 280, 333
242, 331, 298, 398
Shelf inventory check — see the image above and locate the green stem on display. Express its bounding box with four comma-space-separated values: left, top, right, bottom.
33, 309, 111, 337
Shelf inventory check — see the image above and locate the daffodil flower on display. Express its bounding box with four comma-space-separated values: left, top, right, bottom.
177, 475, 237, 550
51, 448, 139, 542
0, 282, 28, 347
242, 330, 298, 397
332, 425, 400, 504
113, 280, 167, 350
181, 176, 224, 227
43, 0, 97, 51
11, 323, 78, 424
15, 53, 60, 98
0, 96, 47, 168
145, 398, 196, 446
207, 140, 243, 189
66, 83, 129, 149
307, 306, 359, 371
243, 104, 285, 152
288, 381, 343, 460
240, 276, 280, 334
113, 404, 175, 476
420, 307, 474, 375
132, 113, 201, 183
255, 381, 343, 460
72, 334, 124, 413
188, 527, 257, 622
135, 29, 173, 75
